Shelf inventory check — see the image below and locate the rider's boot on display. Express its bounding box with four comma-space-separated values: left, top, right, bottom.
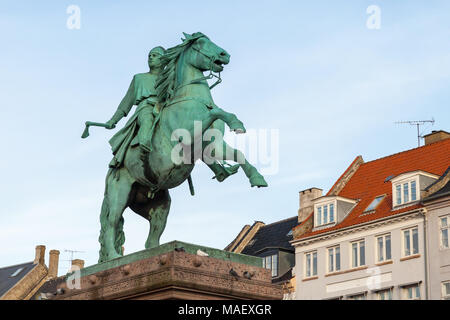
208, 162, 240, 182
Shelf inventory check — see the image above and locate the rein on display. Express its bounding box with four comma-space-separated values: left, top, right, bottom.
174, 45, 222, 91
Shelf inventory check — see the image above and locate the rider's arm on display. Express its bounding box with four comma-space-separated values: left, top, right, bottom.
107, 76, 136, 127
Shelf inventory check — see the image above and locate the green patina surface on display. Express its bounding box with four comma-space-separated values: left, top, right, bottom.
83, 32, 268, 263
68, 241, 262, 279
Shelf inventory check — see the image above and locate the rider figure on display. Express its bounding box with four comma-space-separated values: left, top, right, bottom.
106, 46, 165, 168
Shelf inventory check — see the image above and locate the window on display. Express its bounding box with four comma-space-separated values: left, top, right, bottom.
376, 234, 392, 262
316, 203, 335, 226
351, 240, 365, 268
317, 207, 322, 225
441, 216, 449, 249
403, 227, 419, 257
396, 185, 401, 205
305, 251, 317, 278
376, 288, 393, 300
262, 254, 278, 277
329, 203, 334, 222
348, 293, 367, 300
442, 281, 450, 299
402, 284, 421, 300
327, 246, 341, 273
394, 180, 418, 206
364, 195, 385, 213
10, 267, 24, 277
411, 181, 417, 201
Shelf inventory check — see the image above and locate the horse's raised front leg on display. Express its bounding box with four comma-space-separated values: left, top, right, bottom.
206, 140, 268, 188
210, 107, 246, 134
98, 169, 133, 263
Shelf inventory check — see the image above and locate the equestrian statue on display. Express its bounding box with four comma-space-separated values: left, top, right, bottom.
82, 32, 267, 263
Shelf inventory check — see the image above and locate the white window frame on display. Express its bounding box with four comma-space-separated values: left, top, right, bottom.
327, 245, 341, 273
304, 251, 318, 278
402, 226, 419, 257
262, 254, 278, 277
376, 233, 392, 263
394, 179, 418, 206
350, 240, 366, 268
442, 281, 450, 300
440, 215, 449, 250
402, 284, 421, 300
315, 202, 336, 226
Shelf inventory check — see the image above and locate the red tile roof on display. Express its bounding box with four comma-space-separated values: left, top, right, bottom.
294, 138, 450, 240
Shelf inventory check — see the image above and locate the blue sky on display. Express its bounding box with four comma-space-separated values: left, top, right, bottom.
1, 1, 449, 275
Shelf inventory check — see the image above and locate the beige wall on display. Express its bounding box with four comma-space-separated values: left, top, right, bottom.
293, 213, 426, 300
425, 196, 450, 300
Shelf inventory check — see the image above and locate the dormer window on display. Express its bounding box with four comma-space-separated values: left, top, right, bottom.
394, 180, 417, 205
313, 196, 357, 229
391, 171, 439, 207
316, 203, 335, 226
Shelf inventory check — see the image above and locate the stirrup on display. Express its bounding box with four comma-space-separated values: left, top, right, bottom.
212, 163, 240, 181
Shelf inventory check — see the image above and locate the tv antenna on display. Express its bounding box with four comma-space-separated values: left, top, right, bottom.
395, 118, 434, 147
63, 249, 85, 263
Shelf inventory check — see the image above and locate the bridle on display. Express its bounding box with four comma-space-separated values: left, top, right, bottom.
174, 38, 222, 91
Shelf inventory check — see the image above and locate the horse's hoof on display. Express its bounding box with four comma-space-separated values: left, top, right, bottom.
107, 252, 122, 261
249, 174, 268, 188
232, 128, 246, 134
229, 120, 246, 134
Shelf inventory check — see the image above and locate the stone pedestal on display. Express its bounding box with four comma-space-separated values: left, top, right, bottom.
51, 241, 282, 300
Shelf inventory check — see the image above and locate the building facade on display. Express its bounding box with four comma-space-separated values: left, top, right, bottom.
423, 168, 450, 299
291, 130, 450, 300
225, 217, 298, 299
0, 245, 60, 300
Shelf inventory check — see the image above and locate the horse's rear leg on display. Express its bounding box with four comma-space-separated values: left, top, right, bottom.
129, 189, 171, 250
98, 169, 134, 263
145, 190, 171, 249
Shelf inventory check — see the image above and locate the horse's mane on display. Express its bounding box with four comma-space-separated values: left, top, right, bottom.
156, 33, 207, 107
155, 36, 196, 106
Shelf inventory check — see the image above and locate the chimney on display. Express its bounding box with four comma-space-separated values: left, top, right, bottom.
298, 188, 322, 222
424, 130, 450, 145
34, 245, 46, 265
48, 250, 60, 279
69, 259, 85, 273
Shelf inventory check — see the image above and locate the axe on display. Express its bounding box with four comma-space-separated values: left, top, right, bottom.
81, 121, 114, 139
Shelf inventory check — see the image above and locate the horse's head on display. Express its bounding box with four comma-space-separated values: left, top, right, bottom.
183, 32, 230, 73
156, 32, 231, 105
